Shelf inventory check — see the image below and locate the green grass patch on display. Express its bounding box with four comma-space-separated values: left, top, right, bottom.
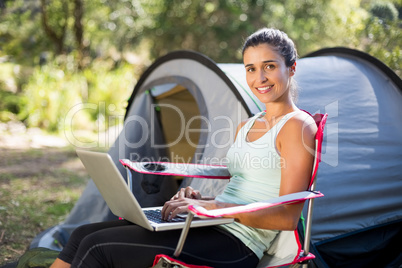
0, 146, 89, 266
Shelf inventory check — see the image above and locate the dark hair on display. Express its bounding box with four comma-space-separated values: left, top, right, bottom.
242, 28, 298, 67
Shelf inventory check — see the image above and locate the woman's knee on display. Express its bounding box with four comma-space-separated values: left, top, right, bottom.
71, 224, 94, 238
70, 221, 128, 242
63, 224, 93, 250
71, 232, 108, 267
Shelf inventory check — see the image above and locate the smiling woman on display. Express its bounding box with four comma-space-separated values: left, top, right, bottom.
243, 45, 295, 105
49, 28, 317, 268
242, 28, 299, 103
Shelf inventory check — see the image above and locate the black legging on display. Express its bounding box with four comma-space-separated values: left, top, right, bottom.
58, 220, 259, 268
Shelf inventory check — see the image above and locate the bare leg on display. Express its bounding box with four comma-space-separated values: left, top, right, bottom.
50, 258, 70, 268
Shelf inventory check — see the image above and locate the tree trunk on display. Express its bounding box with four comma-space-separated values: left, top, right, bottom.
40, 0, 68, 55
73, 0, 85, 69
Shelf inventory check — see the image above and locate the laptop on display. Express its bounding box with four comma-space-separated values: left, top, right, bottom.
76, 150, 234, 231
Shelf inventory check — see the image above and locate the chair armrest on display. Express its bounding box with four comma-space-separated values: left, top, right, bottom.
173, 191, 323, 258
189, 191, 323, 218
119, 159, 231, 179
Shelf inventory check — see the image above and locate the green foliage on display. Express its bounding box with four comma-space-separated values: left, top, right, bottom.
360, 16, 401, 76
138, 0, 373, 61
41, 0, 70, 35
144, 0, 253, 61
359, 1, 401, 76
22, 64, 85, 132
0, 90, 27, 121
0, 0, 401, 133
370, 1, 399, 20
82, 62, 134, 128
0, 0, 50, 65
21, 59, 134, 133
0, 63, 29, 121
84, 65, 136, 119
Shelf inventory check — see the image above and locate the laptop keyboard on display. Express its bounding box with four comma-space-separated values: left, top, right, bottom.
144, 209, 185, 223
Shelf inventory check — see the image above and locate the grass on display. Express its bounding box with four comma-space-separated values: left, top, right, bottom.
0, 146, 89, 266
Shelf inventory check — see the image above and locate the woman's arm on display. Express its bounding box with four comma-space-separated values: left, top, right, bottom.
162, 114, 316, 229
231, 114, 317, 230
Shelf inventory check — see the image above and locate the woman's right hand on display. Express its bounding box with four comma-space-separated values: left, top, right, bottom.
170, 186, 201, 200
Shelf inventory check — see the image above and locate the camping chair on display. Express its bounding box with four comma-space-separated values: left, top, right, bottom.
121, 112, 328, 268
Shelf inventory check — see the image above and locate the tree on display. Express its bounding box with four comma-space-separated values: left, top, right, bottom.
73, 0, 85, 68
40, 0, 69, 55
360, 1, 401, 76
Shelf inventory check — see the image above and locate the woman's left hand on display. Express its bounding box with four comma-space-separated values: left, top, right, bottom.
161, 197, 223, 221
161, 198, 200, 221
170, 186, 202, 201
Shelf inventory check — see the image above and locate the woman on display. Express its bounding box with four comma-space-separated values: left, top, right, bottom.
51, 28, 317, 268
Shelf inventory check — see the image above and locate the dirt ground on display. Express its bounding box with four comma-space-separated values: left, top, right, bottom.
0, 122, 89, 266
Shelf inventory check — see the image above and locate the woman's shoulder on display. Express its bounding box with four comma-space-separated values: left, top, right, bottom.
281, 111, 318, 138
292, 110, 317, 124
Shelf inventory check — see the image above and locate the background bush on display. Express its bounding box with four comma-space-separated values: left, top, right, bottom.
0, 0, 400, 135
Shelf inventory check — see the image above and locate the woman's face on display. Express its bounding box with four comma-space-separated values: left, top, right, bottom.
243, 43, 295, 105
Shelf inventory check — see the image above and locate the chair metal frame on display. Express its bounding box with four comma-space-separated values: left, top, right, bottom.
123, 112, 328, 268
171, 113, 328, 268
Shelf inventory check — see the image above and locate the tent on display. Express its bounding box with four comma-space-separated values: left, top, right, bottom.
31, 48, 402, 267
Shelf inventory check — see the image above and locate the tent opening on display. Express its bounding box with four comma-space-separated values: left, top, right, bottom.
149, 83, 201, 182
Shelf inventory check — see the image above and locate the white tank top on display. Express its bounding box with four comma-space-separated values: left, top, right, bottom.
215, 110, 299, 259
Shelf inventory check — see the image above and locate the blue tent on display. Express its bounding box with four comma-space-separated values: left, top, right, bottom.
32, 48, 402, 267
